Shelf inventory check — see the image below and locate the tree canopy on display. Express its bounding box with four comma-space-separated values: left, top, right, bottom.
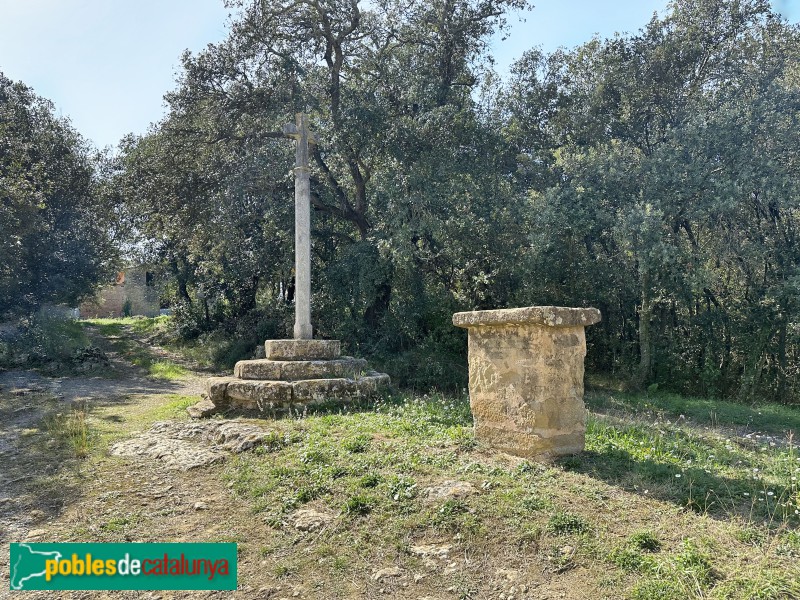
111, 0, 800, 401
0, 74, 116, 317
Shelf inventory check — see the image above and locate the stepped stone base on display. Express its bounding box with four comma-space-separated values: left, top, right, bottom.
234, 357, 367, 381
265, 339, 340, 360
194, 339, 389, 418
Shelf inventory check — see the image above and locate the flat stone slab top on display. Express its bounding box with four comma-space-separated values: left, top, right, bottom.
265, 339, 341, 360
453, 306, 601, 329
454, 306, 600, 460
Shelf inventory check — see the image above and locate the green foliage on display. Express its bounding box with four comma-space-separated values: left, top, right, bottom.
212, 388, 798, 596
110, 0, 527, 391
0, 309, 110, 373
343, 494, 375, 516
43, 402, 93, 459
504, 0, 800, 402
105, 0, 800, 403
342, 434, 371, 454
629, 531, 661, 553
0, 73, 116, 317
546, 511, 590, 535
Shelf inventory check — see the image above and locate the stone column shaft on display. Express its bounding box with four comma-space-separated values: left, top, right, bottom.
293, 113, 313, 340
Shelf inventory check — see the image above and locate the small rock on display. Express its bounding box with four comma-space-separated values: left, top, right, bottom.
26, 529, 48, 539
496, 568, 519, 582
193, 501, 209, 511
423, 480, 474, 501
292, 508, 335, 532
409, 543, 452, 559
372, 566, 403, 581
187, 398, 218, 419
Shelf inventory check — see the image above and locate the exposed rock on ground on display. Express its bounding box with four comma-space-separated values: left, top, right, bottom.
110, 420, 275, 470
291, 507, 336, 531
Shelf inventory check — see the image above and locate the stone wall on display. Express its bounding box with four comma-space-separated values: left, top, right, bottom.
79, 267, 160, 318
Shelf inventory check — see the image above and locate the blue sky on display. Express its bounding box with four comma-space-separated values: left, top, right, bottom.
0, 0, 797, 150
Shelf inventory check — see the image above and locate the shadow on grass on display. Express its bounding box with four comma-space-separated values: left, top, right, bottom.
557, 416, 799, 528
586, 388, 800, 438
214, 391, 473, 431
0, 393, 128, 538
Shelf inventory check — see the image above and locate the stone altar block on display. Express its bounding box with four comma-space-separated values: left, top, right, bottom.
453, 306, 601, 459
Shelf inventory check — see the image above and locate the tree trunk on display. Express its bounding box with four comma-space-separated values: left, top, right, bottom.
170, 259, 192, 305
636, 269, 653, 389
777, 317, 788, 403
364, 281, 392, 330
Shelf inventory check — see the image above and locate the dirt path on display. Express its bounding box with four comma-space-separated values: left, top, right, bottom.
0, 323, 218, 596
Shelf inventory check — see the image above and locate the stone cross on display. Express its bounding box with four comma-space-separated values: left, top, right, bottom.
281, 113, 317, 340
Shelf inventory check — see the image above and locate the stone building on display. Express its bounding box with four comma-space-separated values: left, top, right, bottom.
79, 266, 161, 318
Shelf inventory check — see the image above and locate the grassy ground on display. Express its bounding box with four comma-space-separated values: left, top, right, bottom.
215, 391, 799, 599
83, 317, 190, 379
1, 317, 799, 598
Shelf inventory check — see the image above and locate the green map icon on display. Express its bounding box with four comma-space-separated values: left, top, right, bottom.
10, 543, 63, 590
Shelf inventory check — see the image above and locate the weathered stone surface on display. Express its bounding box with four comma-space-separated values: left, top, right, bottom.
233, 357, 367, 381
290, 378, 357, 403
225, 380, 292, 410
264, 339, 341, 360
453, 305, 600, 460
204, 339, 388, 416
372, 566, 403, 581
453, 306, 601, 329
358, 372, 391, 392
147, 421, 275, 453
291, 508, 335, 531
409, 544, 453, 559
187, 398, 218, 419
280, 357, 367, 380
290, 373, 388, 403
423, 480, 475, 501
205, 376, 237, 406
111, 434, 225, 471
110, 420, 276, 470
234, 360, 281, 380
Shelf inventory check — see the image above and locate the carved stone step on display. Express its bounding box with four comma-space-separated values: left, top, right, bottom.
291, 373, 389, 403
234, 357, 368, 381
264, 339, 341, 360
203, 373, 390, 414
